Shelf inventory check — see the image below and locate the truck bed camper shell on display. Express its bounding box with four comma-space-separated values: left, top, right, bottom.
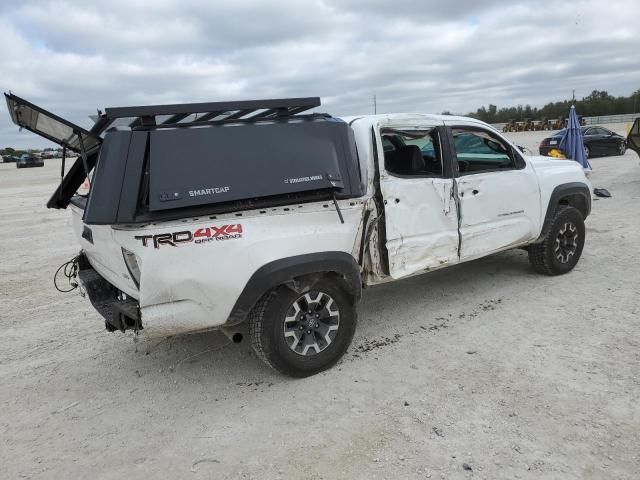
5, 93, 364, 225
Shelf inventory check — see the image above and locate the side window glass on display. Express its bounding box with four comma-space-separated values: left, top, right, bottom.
452, 128, 515, 175
381, 136, 396, 152
382, 129, 443, 177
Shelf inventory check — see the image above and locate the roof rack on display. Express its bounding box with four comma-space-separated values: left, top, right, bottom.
90, 97, 322, 135
5, 92, 323, 155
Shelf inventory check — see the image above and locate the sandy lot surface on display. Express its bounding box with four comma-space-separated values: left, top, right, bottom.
1, 127, 639, 479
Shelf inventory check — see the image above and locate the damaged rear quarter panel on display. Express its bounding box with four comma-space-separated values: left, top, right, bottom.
113, 203, 364, 333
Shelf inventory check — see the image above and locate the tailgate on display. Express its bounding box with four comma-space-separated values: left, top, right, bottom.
71, 206, 139, 299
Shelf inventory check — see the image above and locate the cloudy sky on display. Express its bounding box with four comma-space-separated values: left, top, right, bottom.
1, 0, 639, 148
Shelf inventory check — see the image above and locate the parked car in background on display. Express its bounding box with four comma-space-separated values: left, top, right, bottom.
628, 118, 640, 157
2, 155, 19, 163
539, 126, 627, 158
15, 153, 44, 168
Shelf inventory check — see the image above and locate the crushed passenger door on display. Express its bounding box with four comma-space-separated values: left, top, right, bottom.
376, 122, 459, 279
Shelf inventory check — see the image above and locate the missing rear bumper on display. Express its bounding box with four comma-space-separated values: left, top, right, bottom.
77, 255, 142, 332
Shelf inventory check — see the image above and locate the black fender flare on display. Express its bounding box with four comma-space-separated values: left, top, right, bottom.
226, 251, 362, 326
537, 182, 591, 241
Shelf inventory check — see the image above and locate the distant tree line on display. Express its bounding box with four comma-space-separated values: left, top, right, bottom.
1, 146, 60, 157
465, 88, 640, 123
0, 147, 27, 157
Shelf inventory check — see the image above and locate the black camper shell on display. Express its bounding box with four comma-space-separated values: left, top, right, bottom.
4, 94, 365, 225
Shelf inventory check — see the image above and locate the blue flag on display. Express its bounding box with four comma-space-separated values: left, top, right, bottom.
559, 105, 590, 169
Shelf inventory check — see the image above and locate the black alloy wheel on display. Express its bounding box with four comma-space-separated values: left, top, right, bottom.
528, 206, 585, 275
554, 221, 579, 264
283, 291, 340, 356
249, 278, 357, 377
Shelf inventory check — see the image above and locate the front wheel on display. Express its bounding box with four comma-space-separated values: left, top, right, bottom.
249, 278, 357, 377
617, 142, 627, 156
528, 206, 585, 275
584, 145, 590, 159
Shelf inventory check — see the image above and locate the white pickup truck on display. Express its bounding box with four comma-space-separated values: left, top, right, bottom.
5, 94, 593, 377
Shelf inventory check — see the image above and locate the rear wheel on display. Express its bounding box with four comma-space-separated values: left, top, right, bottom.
249, 277, 357, 377
528, 206, 585, 275
584, 145, 590, 159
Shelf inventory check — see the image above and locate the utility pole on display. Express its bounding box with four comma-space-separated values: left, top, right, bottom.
572, 90, 575, 102
373, 94, 377, 114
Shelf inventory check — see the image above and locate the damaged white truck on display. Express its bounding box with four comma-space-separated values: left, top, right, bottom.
5, 94, 592, 377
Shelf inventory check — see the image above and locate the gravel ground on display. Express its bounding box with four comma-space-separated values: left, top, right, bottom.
1, 126, 639, 479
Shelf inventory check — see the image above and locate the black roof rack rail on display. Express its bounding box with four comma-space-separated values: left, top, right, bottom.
93, 97, 322, 134
140, 112, 332, 131
5, 92, 325, 152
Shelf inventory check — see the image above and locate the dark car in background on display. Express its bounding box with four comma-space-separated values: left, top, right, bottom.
15, 153, 44, 168
539, 125, 627, 158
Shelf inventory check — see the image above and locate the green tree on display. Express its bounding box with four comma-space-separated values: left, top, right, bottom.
465, 87, 640, 122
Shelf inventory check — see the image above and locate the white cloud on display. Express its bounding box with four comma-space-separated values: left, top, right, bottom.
1, 0, 639, 148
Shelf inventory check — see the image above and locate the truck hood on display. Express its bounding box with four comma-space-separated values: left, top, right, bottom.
527, 155, 592, 184
527, 155, 584, 171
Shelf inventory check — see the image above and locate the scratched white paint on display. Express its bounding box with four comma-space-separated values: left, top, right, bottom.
381, 176, 459, 278
72, 202, 365, 333
455, 167, 540, 260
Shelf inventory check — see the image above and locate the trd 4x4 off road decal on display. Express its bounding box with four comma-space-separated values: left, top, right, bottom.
135, 224, 243, 249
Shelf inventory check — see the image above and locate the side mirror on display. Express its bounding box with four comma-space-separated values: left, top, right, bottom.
610, 131, 616, 136
627, 118, 640, 156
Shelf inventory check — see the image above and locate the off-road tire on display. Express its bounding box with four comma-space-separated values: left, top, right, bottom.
249, 278, 357, 377
528, 206, 585, 275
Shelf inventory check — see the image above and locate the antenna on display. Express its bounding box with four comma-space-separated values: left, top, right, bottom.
373, 94, 377, 114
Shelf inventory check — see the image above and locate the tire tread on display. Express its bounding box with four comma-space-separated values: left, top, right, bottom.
528, 206, 583, 276
248, 290, 278, 371
248, 279, 357, 377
